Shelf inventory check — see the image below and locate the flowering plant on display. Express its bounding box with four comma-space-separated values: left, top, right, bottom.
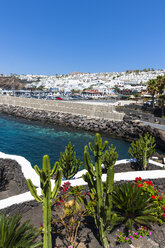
52, 182, 88, 247
135, 177, 165, 223
117, 226, 152, 244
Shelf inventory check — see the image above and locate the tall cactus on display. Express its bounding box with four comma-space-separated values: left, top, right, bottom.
128, 132, 156, 170
82, 133, 118, 248
27, 155, 63, 248
58, 141, 83, 179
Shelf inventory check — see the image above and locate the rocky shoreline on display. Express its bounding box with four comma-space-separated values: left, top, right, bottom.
0, 104, 164, 151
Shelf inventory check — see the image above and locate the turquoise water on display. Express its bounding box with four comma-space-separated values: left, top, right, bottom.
0, 114, 130, 169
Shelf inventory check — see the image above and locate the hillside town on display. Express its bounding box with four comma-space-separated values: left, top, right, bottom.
0, 69, 165, 99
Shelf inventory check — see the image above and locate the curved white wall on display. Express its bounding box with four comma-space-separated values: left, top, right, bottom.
0, 152, 164, 210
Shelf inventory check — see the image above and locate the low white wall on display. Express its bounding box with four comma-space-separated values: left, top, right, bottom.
0, 152, 165, 210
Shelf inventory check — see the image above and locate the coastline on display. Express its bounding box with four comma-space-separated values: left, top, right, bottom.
0, 103, 164, 151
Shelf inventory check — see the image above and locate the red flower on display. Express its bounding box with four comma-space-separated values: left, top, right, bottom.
162, 206, 165, 212
151, 195, 156, 199
137, 183, 143, 188
157, 189, 160, 193
135, 177, 142, 182
144, 227, 147, 229
159, 196, 163, 201
145, 181, 153, 186
162, 213, 165, 218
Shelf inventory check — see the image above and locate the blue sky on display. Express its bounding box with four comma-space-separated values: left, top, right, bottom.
0, 0, 165, 75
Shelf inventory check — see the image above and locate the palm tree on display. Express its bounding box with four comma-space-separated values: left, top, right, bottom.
147, 79, 157, 108
158, 94, 165, 117
156, 75, 165, 95
0, 214, 42, 248
156, 75, 165, 116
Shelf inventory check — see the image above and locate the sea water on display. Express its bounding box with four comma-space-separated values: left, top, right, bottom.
0, 113, 130, 169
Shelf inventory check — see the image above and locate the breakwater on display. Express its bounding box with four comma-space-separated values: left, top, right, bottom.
0, 95, 124, 121
0, 103, 164, 151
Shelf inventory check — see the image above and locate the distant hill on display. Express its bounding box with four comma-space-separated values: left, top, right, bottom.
0, 77, 29, 90
70, 72, 84, 75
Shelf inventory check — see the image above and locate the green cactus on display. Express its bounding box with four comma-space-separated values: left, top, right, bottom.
58, 141, 83, 179
82, 133, 118, 248
128, 132, 156, 170
27, 155, 63, 248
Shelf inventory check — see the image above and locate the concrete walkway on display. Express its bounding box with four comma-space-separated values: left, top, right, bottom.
141, 120, 165, 131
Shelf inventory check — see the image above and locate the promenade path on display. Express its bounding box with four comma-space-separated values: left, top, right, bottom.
141, 120, 165, 131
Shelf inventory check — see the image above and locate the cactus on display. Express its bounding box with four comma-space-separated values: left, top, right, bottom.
58, 141, 83, 179
27, 155, 63, 248
128, 132, 156, 170
82, 133, 118, 248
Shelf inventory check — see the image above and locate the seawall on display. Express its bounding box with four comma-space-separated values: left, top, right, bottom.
0, 95, 124, 121
0, 103, 164, 151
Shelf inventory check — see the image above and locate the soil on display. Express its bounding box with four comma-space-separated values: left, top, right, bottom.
14, 202, 165, 248
102, 161, 163, 174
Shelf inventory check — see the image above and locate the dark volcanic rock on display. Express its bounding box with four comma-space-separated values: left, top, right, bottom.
0, 159, 29, 198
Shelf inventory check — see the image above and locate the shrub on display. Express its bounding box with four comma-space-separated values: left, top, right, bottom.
0, 214, 42, 248
128, 133, 156, 170
112, 182, 160, 230
135, 177, 165, 223
117, 226, 152, 244
52, 183, 87, 247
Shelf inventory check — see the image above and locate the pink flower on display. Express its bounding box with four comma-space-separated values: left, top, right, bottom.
140, 235, 142, 238
125, 237, 128, 240
162, 213, 165, 218
138, 227, 141, 230
134, 232, 137, 236
68, 246, 73, 248
117, 235, 120, 238
144, 227, 147, 229
149, 232, 151, 235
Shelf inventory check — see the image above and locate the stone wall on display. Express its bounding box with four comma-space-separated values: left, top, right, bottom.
0, 95, 124, 121
117, 104, 165, 125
